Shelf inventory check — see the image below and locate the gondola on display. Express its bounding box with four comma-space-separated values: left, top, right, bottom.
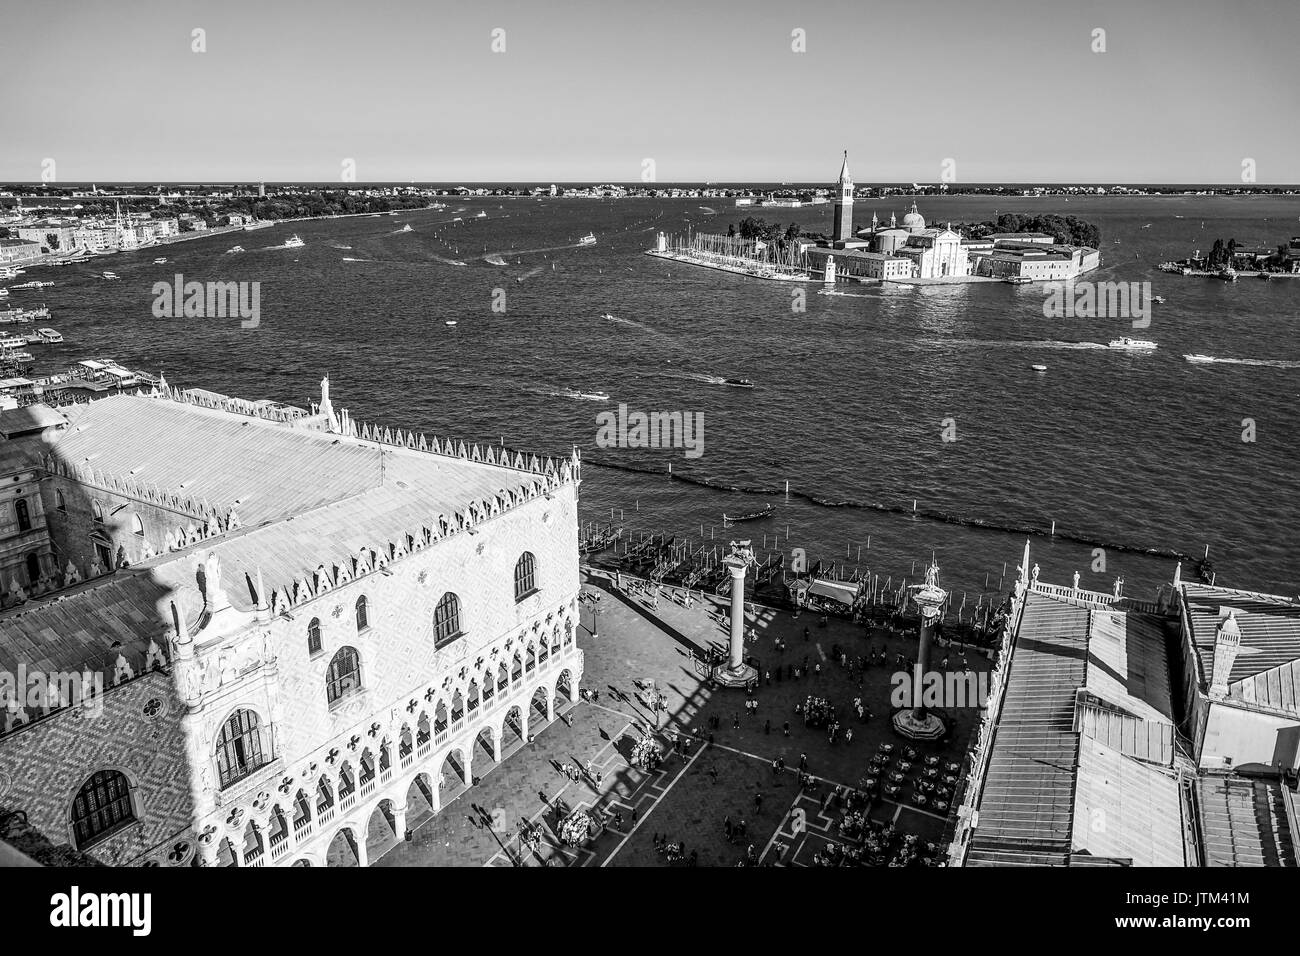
722, 504, 773, 524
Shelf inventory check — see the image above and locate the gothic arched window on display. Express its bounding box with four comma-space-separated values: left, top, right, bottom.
307, 617, 322, 656
326, 646, 362, 705
70, 770, 135, 849
354, 595, 369, 632
434, 592, 462, 647
513, 552, 537, 602
215, 709, 268, 789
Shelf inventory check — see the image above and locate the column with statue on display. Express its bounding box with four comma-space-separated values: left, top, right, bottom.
891, 557, 948, 740
712, 540, 758, 688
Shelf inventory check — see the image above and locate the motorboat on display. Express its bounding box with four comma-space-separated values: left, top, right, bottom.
578, 233, 597, 246
1108, 337, 1157, 350
101, 271, 120, 280
280, 235, 305, 249
723, 378, 755, 388
1184, 354, 1216, 363
153, 258, 168, 264
1004, 276, 1033, 285
1031, 364, 1048, 372
1152, 295, 1166, 304
226, 246, 244, 254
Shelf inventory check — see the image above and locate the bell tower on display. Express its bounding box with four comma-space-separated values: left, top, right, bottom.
832, 150, 854, 245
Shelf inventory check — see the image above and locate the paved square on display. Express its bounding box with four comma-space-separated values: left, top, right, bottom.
374, 572, 987, 866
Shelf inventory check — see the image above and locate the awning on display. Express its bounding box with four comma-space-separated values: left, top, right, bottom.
806, 578, 859, 605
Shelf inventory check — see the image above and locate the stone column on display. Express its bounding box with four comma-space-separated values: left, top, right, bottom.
392, 801, 408, 841
891, 559, 947, 741
353, 831, 369, 868
728, 559, 747, 670
711, 546, 758, 688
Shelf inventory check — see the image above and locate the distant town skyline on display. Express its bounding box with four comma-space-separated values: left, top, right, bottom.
5, 0, 1298, 184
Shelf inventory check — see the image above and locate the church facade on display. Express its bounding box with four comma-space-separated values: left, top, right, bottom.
0, 380, 584, 866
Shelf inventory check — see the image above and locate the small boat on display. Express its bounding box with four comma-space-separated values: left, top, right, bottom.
578, 233, 597, 246
153, 257, 168, 264
1216, 268, 1237, 282
1108, 337, 1157, 350
1184, 354, 1216, 363
1257, 272, 1272, 281
226, 246, 244, 254
400, 224, 413, 232
1004, 276, 1032, 285
723, 378, 755, 388
280, 235, 305, 249
445, 320, 457, 326
1031, 364, 1047, 372
101, 272, 119, 280
1152, 295, 1166, 304
476, 211, 487, 219
10, 280, 53, 290
723, 504, 773, 524
576, 391, 609, 401
36, 327, 63, 343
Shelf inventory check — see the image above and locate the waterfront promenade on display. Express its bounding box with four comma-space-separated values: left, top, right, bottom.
373, 570, 989, 867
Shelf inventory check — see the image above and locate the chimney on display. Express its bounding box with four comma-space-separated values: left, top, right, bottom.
1209, 608, 1242, 698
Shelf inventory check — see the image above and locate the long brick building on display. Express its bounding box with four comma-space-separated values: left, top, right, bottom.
0, 379, 584, 866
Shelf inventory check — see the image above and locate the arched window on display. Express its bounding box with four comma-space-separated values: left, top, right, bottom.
326, 646, 362, 705
307, 617, 322, 656
15, 498, 31, 533
56, 489, 67, 513
91, 500, 103, 524
354, 595, 369, 632
513, 552, 537, 602
434, 592, 461, 647
70, 770, 135, 849
215, 709, 268, 789
131, 514, 145, 537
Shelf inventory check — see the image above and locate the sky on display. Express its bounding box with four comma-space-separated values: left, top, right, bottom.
4, 0, 1298, 184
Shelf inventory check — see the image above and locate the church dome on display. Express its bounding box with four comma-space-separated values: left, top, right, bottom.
901, 201, 925, 231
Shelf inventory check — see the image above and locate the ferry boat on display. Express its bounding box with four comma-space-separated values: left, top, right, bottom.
280, 235, 305, 249
36, 328, 63, 343
0, 334, 27, 349
1108, 337, 1158, 350
11, 280, 53, 289
578, 233, 597, 246
1004, 275, 1033, 285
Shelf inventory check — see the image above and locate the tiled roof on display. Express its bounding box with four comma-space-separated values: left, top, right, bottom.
967, 593, 1089, 864
1071, 736, 1186, 866
1184, 583, 1300, 686
1197, 775, 1299, 867
0, 392, 572, 687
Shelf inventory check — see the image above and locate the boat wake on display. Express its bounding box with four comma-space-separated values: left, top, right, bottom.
817, 289, 874, 298
328, 243, 353, 250
1184, 353, 1300, 369
649, 370, 728, 386
918, 337, 1109, 351
600, 312, 660, 335
431, 255, 467, 267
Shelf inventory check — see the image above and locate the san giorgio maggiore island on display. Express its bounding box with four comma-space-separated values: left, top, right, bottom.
648, 151, 1101, 285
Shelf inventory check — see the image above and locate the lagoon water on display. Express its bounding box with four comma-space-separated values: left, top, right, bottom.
24, 194, 1300, 601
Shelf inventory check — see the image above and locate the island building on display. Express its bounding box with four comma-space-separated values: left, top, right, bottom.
803, 153, 1099, 283
951, 550, 1300, 867
0, 378, 584, 866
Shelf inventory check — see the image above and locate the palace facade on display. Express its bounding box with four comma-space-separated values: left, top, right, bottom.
0, 379, 584, 866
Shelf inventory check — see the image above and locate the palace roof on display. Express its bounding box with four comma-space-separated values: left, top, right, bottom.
0, 390, 579, 715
